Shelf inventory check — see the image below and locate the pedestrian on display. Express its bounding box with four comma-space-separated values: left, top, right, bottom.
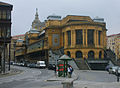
116, 67, 119, 82
67, 65, 71, 78
70, 65, 73, 77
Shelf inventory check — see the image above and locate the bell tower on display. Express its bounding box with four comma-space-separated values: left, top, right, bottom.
32, 8, 41, 30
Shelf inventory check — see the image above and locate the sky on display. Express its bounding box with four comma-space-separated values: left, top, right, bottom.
1, 0, 120, 36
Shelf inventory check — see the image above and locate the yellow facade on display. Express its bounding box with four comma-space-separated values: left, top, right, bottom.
15, 15, 107, 63
45, 15, 107, 59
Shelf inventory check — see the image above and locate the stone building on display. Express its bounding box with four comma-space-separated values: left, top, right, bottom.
107, 33, 120, 59
15, 10, 107, 69
0, 1, 13, 73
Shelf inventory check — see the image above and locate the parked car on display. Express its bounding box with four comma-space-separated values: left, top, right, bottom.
48, 64, 55, 70
115, 67, 120, 76
20, 63, 25, 66
108, 66, 119, 74
28, 63, 36, 68
36, 61, 46, 68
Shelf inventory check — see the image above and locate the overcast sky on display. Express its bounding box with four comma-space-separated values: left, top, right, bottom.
1, 0, 120, 36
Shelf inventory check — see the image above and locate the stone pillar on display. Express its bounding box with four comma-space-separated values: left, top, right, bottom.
64, 32, 68, 48
83, 29, 85, 46
96, 30, 98, 47
86, 29, 88, 46
101, 32, 103, 48
71, 51, 75, 59
94, 30, 97, 47
71, 30, 75, 48
84, 29, 86, 46
95, 50, 99, 59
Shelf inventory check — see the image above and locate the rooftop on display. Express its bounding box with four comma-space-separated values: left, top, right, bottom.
0, 1, 12, 6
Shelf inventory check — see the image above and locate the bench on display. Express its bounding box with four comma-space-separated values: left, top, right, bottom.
61, 79, 74, 88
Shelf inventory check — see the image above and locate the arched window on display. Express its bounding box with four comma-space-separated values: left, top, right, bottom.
88, 51, 94, 58
76, 51, 83, 58
99, 51, 102, 58
67, 51, 71, 57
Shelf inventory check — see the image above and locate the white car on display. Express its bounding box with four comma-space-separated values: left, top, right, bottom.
108, 66, 119, 74
36, 61, 46, 68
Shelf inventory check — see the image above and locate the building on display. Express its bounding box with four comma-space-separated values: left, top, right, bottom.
10, 34, 24, 62
0, 1, 13, 73
107, 33, 120, 59
15, 10, 107, 69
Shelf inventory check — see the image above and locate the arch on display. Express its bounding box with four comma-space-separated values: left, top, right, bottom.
67, 51, 71, 57
88, 51, 94, 58
99, 51, 102, 58
76, 51, 83, 58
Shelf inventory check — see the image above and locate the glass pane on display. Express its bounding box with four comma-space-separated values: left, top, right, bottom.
76, 30, 83, 44
67, 31, 71, 46
7, 27, 10, 37
3, 10, 6, 19
7, 10, 11, 19
0, 10, 2, 19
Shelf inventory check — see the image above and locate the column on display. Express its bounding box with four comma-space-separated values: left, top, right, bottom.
64, 32, 67, 48
101, 31, 103, 47
71, 30, 75, 48
96, 30, 98, 46
94, 30, 97, 47
83, 29, 85, 46
86, 29, 88, 46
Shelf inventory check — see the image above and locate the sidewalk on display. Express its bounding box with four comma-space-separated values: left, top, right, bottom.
0, 67, 22, 78
44, 70, 120, 88
46, 72, 78, 81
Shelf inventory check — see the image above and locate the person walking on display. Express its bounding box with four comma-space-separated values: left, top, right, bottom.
67, 65, 71, 78
70, 66, 73, 77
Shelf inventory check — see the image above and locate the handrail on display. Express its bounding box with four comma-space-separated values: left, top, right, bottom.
84, 59, 91, 70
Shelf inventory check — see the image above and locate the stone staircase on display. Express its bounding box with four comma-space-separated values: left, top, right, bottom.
73, 59, 90, 70
105, 49, 120, 66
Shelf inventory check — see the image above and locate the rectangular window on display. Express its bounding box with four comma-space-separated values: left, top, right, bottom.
98, 31, 101, 45
76, 30, 83, 45
7, 27, 11, 38
63, 32, 64, 46
67, 31, 71, 46
7, 10, 11, 20
87, 29, 94, 45
2, 10, 6, 19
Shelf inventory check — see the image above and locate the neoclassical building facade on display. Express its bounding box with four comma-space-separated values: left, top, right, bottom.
45, 15, 107, 59
15, 13, 107, 64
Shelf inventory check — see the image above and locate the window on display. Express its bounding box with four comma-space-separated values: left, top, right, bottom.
67, 51, 71, 57
7, 27, 11, 37
99, 51, 102, 58
63, 32, 64, 46
76, 30, 83, 45
87, 29, 94, 45
2, 10, 6, 19
88, 51, 94, 58
76, 51, 83, 58
98, 31, 101, 45
67, 31, 71, 46
7, 10, 11, 20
